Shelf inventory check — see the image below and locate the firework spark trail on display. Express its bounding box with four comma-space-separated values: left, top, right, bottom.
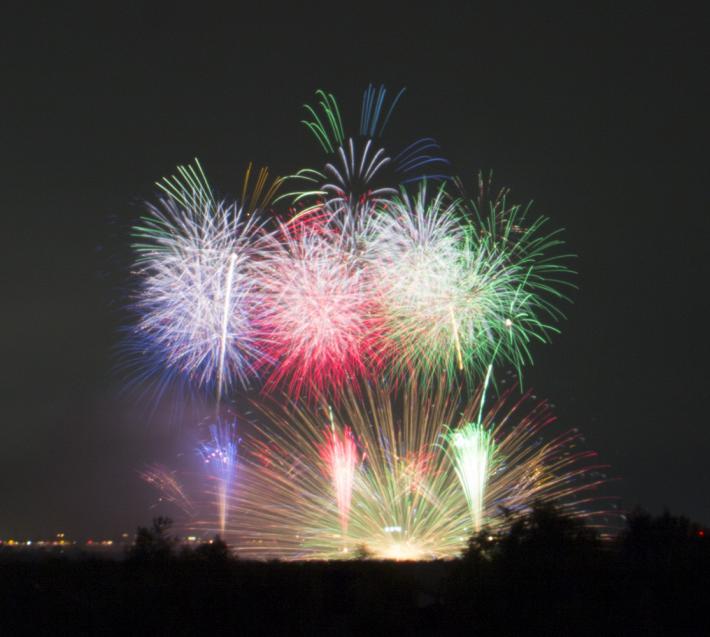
198, 420, 240, 535
216, 253, 237, 406
449, 305, 464, 371
222, 382, 609, 560
282, 85, 448, 226
140, 464, 195, 517
318, 416, 358, 543
447, 362, 498, 532
446, 422, 497, 532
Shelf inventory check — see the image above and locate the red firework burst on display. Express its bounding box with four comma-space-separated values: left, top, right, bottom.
256, 222, 382, 399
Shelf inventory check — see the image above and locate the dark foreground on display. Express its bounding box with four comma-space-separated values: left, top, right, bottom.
2, 508, 708, 635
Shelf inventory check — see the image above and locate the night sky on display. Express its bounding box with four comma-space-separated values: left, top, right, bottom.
3, 3, 707, 539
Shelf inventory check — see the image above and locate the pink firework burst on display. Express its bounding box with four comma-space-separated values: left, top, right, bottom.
318, 424, 359, 536
256, 223, 382, 399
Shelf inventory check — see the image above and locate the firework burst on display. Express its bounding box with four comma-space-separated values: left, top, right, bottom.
283, 85, 448, 226
256, 222, 381, 399
197, 419, 241, 535
222, 381, 608, 560
130, 160, 277, 401
364, 183, 572, 385
446, 421, 498, 533
319, 418, 358, 539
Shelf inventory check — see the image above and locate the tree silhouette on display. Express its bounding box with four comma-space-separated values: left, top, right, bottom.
621, 508, 707, 567
461, 528, 499, 565
191, 535, 233, 562
127, 516, 176, 562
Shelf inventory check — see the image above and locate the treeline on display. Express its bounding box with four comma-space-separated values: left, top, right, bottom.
1, 507, 708, 635
448, 505, 709, 635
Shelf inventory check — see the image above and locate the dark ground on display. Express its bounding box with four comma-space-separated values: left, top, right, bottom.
2, 508, 708, 636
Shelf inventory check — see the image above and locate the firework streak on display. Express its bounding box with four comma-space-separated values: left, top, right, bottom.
197, 420, 240, 535
177, 382, 608, 560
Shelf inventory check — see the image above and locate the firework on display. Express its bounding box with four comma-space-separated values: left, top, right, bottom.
197, 420, 241, 535
256, 222, 380, 399
127, 95, 571, 402
129, 85, 607, 565
283, 85, 448, 226
364, 184, 572, 385
140, 464, 195, 517
224, 381, 607, 560
130, 160, 277, 401
446, 421, 498, 533
319, 417, 358, 540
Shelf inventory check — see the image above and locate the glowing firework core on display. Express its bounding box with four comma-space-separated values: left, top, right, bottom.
447, 421, 498, 532
198, 421, 240, 535
319, 424, 358, 537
